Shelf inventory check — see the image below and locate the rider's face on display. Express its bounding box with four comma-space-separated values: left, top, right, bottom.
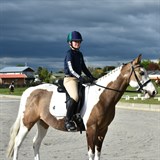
70, 41, 81, 49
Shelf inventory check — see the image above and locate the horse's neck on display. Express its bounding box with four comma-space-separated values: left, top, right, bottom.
84, 67, 128, 118
94, 65, 128, 104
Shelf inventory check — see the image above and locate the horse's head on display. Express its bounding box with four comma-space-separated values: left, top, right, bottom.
123, 54, 157, 98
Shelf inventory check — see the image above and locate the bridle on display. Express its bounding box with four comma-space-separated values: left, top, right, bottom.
92, 62, 151, 93
130, 63, 151, 93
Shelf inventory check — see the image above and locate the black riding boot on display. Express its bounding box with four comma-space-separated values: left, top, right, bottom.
65, 98, 78, 131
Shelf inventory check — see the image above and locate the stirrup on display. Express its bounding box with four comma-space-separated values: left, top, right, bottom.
65, 121, 76, 131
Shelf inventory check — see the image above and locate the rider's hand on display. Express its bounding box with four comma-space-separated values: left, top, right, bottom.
79, 76, 97, 84
88, 76, 97, 83
78, 76, 86, 84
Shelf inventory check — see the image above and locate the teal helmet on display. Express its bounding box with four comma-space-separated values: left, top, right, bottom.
67, 31, 83, 42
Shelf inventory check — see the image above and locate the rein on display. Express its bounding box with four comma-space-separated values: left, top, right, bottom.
90, 62, 151, 93
92, 82, 141, 93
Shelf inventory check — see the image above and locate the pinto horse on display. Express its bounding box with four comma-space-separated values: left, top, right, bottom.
7, 55, 157, 160
155, 77, 160, 86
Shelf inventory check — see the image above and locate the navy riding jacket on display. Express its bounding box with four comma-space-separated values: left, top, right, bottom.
64, 49, 92, 79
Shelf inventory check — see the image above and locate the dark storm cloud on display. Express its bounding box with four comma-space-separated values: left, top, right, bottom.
0, 0, 159, 70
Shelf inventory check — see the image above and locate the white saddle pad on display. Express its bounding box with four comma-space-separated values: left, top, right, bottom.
49, 91, 67, 117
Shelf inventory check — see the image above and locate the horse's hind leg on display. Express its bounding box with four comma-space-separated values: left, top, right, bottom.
13, 121, 29, 160
33, 120, 49, 160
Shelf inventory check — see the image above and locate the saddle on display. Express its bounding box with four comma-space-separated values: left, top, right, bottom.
56, 79, 85, 113
56, 79, 85, 133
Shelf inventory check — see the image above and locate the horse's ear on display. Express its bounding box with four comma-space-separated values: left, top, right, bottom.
132, 54, 142, 65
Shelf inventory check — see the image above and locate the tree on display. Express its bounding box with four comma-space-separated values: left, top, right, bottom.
103, 66, 115, 73
147, 62, 160, 71
141, 60, 151, 70
92, 68, 104, 78
37, 67, 52, 83
141, 60, 160, 71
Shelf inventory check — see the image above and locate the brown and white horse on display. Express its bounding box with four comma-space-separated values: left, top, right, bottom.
155, 77, 160, 86
7, 55, 157, 160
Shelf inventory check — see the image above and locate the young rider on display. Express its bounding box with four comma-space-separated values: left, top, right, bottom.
63, 31, 96, 131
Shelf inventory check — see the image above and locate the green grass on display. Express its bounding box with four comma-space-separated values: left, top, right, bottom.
120, 96, 160, 105
0, 85, 159, 105
0, 87, 28, 96
121, 85, 160, 105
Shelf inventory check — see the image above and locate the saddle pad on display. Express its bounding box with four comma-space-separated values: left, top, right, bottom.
49, 91, 67, 117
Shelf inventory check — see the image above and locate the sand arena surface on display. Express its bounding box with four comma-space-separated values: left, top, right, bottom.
0, 97, 160, 160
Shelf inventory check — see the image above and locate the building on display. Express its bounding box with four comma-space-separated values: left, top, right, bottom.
0, 66, 35, 85
148, 70, 160, 80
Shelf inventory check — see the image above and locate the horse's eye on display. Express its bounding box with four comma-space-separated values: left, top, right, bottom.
140, 71, 145, 76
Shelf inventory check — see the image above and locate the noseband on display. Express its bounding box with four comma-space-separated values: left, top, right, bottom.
92, 62, 151, 93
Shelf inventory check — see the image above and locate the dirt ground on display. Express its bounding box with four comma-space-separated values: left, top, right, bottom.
0, 97, 160, 160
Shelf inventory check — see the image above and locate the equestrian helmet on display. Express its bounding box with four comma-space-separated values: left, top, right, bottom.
67, 31, 83, 42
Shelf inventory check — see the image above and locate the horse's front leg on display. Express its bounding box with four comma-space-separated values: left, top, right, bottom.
86, 125, 97, 160
94, 127, 108, 160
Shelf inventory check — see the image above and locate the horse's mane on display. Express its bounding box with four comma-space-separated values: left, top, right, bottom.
96, 65, 123, 83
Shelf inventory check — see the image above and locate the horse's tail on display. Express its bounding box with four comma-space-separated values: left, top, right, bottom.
6, 114, 21, 158
6, 88, 30, 158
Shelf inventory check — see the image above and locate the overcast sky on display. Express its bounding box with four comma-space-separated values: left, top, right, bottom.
0, 0, 160, 71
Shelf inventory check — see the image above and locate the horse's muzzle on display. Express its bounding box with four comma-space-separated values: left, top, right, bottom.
144, 90, 157, 98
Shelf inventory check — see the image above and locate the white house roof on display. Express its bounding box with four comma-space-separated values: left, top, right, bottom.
0, 66, 34, 73
148, 70, 160, 75
148, 70, 160, 80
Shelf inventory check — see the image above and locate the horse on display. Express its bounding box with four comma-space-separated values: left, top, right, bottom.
6, 55, 157, 160
155, 77, 160, 87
